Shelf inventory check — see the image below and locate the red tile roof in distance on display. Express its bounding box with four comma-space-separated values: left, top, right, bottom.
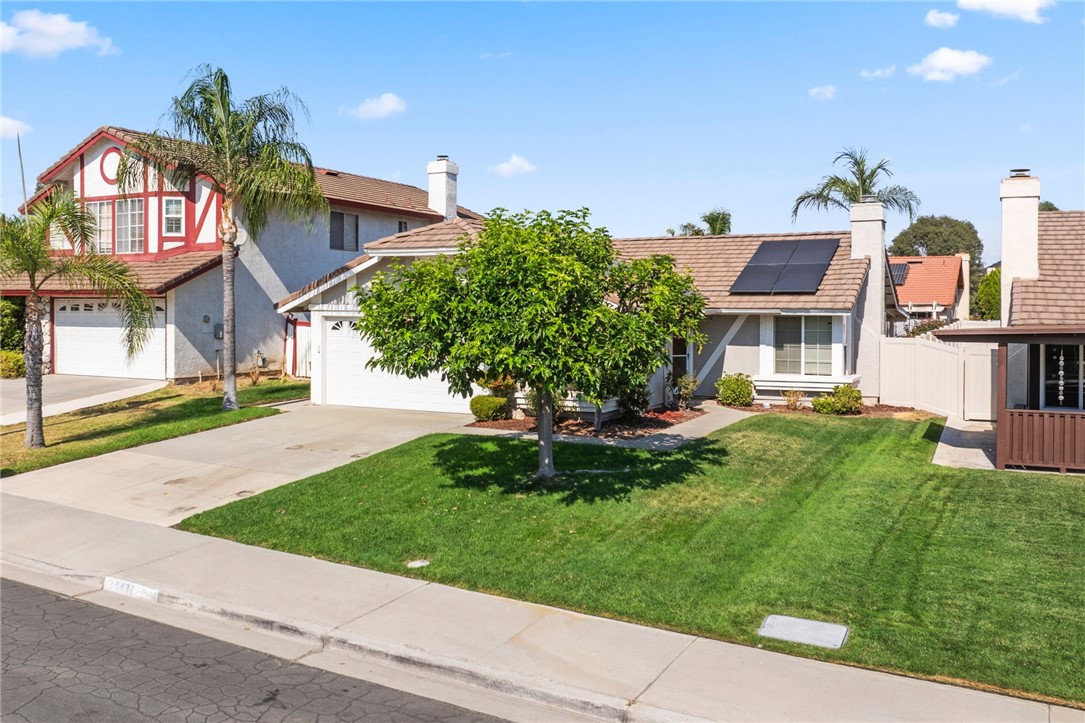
887, 255, 963, 307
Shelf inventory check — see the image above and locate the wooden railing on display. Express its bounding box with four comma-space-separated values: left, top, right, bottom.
998, 409, 1085, 472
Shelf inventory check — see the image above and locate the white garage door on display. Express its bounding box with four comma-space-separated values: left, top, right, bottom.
54, 298, 167, 379
323, 317, 471, 413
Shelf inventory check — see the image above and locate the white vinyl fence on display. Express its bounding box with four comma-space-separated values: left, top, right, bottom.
880, 336, 996, 421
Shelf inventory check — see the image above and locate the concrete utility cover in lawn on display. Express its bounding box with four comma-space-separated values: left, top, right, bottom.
758, 615, 849, 649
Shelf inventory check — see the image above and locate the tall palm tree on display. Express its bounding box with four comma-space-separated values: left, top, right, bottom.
0, 192, 154, 448
701, 207, 732, 235
117, 65, 327, 411
791, 147, 920, 222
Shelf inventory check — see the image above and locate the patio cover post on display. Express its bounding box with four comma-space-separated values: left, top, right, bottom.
995, 342, 1008, 470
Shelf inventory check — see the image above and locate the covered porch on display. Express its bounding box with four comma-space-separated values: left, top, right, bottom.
936, 325, 1085, 473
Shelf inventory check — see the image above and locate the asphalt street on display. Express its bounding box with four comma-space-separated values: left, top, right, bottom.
0, 579, 502, 723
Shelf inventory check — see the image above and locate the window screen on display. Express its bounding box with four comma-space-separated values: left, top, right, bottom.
803, 316, 832, 376
330, 212, 359, 251
774, 317, 801, 374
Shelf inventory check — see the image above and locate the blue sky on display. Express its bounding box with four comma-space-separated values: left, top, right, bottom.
2, 1, 1082, 263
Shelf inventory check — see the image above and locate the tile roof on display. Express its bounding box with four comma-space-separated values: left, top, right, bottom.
887, 255, 963, 307
3, 252, 222, 296
1011, 211, 1085, 325
613, 232, 869, 311
365, 217, 485, 253
276, 254, 374, 310
31, 125, 482, 220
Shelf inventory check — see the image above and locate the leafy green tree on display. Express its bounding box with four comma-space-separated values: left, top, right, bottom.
889, 215, 985, 313
356, 208, 706, 478
700, 208, 732, 235
792, 147, 920, 221
0, 296, 25, 352
117, 65, 327, 411
0, 193, 154, 448
677, 222, 705, 237
974, 268, 1000, 320
1039, 200, 1060, 212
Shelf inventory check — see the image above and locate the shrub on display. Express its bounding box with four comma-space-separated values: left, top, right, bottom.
669, 373, 700, 410
811, 384, 862, 415
470, 394, 509, 421
0, 350, 26, 379
906, 318, 948, 337
715, 373, 754, 407
523, 388, 571, 418
0, 297, 25, 352
480, 374, 517, 397
618, 382, 652, 418
782, 389, 806, 411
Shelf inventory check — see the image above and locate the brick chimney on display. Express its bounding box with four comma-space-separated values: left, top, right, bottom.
850, 195, 887, 400
999, 169, 1040, 324
427, 155, 458, 221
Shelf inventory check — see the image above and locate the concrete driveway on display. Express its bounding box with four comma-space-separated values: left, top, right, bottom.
1, 402, 471, 526
1, 375, 167, 426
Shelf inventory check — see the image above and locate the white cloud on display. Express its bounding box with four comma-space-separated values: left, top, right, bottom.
489, 154, 536, 178
925, 9, 960, 27
480, 51, 512, 60
807, 85, 837, 101
344, 92, 406, 121
957, 0, 1054, 23
860, 65, 896, 79
907, 47, 992, 81
0, 115, 32, 139
0, 9, 118, 58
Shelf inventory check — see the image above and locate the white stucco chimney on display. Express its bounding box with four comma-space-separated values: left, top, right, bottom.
999, 169, 1040, 324
427, 155, 459, 221
850, 196, 887, 401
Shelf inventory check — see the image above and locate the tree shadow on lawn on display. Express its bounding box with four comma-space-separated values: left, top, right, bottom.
19, 396, 231, 447
432, 435, 730, 505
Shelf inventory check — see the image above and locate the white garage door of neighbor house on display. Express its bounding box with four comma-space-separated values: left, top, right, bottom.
323, 317, 471, 414
54, 298, 167, 379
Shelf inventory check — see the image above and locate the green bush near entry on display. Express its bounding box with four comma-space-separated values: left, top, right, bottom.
715, 373, 754, 407
470, 394, 509, 422
812, 384, 862, 415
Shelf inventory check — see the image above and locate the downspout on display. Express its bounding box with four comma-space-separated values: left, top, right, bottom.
282, 314, 291, 377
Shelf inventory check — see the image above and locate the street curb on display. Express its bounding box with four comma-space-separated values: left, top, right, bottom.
113, 576, 637, 722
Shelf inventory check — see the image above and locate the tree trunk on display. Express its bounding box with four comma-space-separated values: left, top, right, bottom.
23, 294, 45, 448
220, 211, 239, 411
535, 387, 557, 478
593, 403, 602, 433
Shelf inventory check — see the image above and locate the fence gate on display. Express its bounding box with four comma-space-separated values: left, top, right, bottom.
879, 336, 996, 421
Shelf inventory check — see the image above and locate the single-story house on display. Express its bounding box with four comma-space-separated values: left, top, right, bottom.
938, 170, 1084, 472
4, 126, 478, 380
887, 253, 970, 323
279, 195, 910, 413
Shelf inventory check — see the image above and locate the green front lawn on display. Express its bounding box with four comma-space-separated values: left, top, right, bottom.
179, 414, 1085, 704
1, 379, 310, 476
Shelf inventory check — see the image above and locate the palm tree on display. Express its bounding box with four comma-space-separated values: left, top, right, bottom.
0, 192, 154, 448
701, 207, 732, 235
791, 147, 920, 222
116, 65, 327, 411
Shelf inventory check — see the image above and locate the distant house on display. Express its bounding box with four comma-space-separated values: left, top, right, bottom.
280, 197, 909, 412
887, 254, 970, 322
3, 126, 477, 380
938, 170, 1084, 472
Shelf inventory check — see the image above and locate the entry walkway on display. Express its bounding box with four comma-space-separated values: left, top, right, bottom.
932, 416, 997, 470
2, 493, 1076, 723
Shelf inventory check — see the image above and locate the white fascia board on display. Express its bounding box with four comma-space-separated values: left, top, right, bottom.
364, 247, 455, 258
277, 256, 382, 314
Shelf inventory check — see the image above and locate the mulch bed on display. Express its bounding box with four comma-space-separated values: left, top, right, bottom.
468, 407, 706, 440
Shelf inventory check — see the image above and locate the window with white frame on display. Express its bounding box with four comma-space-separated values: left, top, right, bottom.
1041, 344, 1084, 410
48, 224, 68, 250
115, 199, 145, 254
86, 201, 113, 253
774, 316, 832, 376
398, 220, 409, 233
163, 197, 184, 236
671, 337, 690, 375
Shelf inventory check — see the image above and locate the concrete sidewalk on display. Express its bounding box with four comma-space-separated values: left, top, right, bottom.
3, 492, 1078, 723
932, 416, 997, 470
459, 400, 753, 451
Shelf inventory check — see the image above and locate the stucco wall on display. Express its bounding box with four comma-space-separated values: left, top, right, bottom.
690, 314, 760, 397
170, 267, 224, 379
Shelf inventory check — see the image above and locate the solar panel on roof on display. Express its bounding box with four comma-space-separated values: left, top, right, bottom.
729, 264, 786, 293
889, 262, 909, 286
729, 238, 840, 295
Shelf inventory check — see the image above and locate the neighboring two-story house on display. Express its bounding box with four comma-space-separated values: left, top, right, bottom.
3, 126, 478, 380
